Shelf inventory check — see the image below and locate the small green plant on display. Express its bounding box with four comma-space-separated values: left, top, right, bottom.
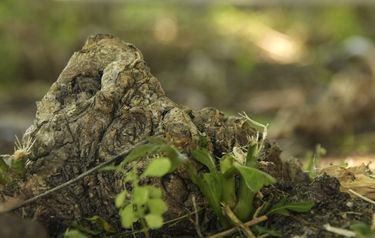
0, 155, 27, 183
101, 137, 187, 236
185, 139, 276, 227
0, 136, 34, 184
185, 113, 277, 228
62, 229, 88, 238
350, 222, 375, 238
61, 216, 115, 238
305, 144, 326, 178
265, 195, 314, 216
185, 113, 315, 233
0, 155, 14, 184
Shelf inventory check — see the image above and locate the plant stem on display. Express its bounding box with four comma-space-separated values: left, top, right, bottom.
140, 218, 150, 238
233, 177, 254, 221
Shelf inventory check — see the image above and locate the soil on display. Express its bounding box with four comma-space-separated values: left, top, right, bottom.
0, 34, 374, 238
263, 174, 375, 237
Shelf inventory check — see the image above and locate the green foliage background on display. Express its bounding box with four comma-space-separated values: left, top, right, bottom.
2, 1, 375, 156
1, 1, 373, 108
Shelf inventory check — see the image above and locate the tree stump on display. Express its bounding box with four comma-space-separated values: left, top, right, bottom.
2, 34, 294, 236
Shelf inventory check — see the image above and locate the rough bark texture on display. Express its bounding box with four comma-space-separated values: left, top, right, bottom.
2, 34, 298, 236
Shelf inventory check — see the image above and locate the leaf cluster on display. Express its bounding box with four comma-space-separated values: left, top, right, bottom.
57, 130, 314, 237
0, 155, 26, 184
185, 140, 276, 227
101, 137, 187, 234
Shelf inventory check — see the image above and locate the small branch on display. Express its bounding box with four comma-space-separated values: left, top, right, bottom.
223, 204, 255, 238
348, 189, 375, 205
163, 208, 203, 226
208, 215, 268, 238
258, 234, 270, 238
192, 195, 204, 238
323, 223, 356, 237
253, 202, 265, 219
0, 138, 152, 214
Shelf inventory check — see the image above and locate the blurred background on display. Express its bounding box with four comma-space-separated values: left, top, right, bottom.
2, 0, 375, 168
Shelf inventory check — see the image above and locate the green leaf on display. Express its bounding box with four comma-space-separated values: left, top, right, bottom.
252, 225, 282, 237
10, 158, 26, 175
191, 149, 217, 175
221, 173, 236, 207
120, 204, 138, 228
267, 201, 314, 216
133, 186, 149, 205
167, 150, 186, 173
120, 143, 158, 167
63, 229, 89, 238
154, 144, 186, 173
0, 156, 9, 172
203, 173, 223, 204
100, 165, 126, 173
259, 200, 272, 216
125, 167, 137, 183
273, 195, 288, 208
283, 201, 314, 212
120, 137, 184, 172
274, 208, 290, 216
144, 185, 162, 198
184, 161, 229, 227
198, 136, 208, 148
142, 157, 171, 177
115, 190, 127, 208
220, 153, 237, 209
233, 177, 255, 221
200, 173, 227, 226
0, 156, 11, 184
71, 221, 101, 235
235, 165, 276, 193
146, 136, 168, 145
147, 198, 168, 215
85, 216, 116, 233
144, 214, 164, 229
283, 202, 314, 212
220, 155, 234, 174
222, 166, 236, 179
246, 143, 258, 168
350, 222, 374, 238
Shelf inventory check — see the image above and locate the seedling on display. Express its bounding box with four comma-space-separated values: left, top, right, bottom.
101, 137, 187, 237
305, 144, 326, 178
350, 222, 375, 238
62, 216, 115, 238
185, 115, 277, 228
265, 195, 314, 216
0, 135, 35, 184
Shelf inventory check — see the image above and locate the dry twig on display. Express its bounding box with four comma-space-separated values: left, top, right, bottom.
348, 189, 375, 205
0, 137, 152, 214
223, 204, 255, 238
208, 215, 268, 238
253, 202, 266, 219
192, 195, 204, 238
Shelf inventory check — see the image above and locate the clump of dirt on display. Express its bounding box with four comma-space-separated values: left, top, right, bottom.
262, 174, 375, 237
